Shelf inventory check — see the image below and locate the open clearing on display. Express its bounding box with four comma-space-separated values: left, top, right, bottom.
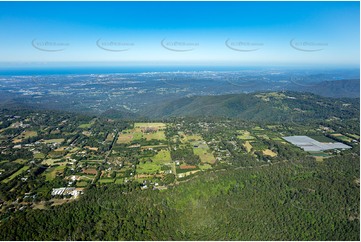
346, 133, 359, 140
78, 119, 96, 129
194, 148, 216, 164
78, 123, 93, 129
117, 125, 166, 143
105, 133, 115, 142
178, 132, 202, 143
141, 145, 168, 150
76, 181, 88, 187
117, 132, 133, 144
262, 149, 277, 157
152, 149, 171, 163
192, 141, 216, 164
330, 133, 352, 142
186, 134, 203, 142
99, 178, 115, 184
43, 139, 64, 144
243, 141, 253, 153
41, 158, 61, 166
237, 130, 255, 140
15, 130, 37, 141
12, 138, 22, 143
199, 163, 212, 170
13, 159, 27, 164
34, 153, 45, 159
137, 149, 171, 174
144, 131, 166, 141
44, 165, 66, 181
54, 146, 67, 152
2, 166, 30, 183
134, 123, 166, 129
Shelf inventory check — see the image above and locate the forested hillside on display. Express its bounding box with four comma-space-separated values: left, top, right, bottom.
0, 149, 359, 240
144, 91, 359, 122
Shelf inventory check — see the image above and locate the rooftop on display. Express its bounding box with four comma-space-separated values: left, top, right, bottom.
283, 136, 351, 152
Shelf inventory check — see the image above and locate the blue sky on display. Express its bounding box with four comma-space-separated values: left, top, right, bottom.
0, 1, 359, 67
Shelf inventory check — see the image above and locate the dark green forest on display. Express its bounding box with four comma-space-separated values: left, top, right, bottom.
145, 91, 360, 122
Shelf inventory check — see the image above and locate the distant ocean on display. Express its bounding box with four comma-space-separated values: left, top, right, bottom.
0, 66, 262, 76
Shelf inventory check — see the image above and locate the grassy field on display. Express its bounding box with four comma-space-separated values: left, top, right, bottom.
132, 132, 143, 140
34, 153, 45, 159
262, 149, 277, 157
84, 146, 98, 151
186, 134, 203, 142
243, 141, 253, 153
78, 174, 96, 181
50, 129, 61, 135
54, 146, 67, 152
346, 133, 360, 140
267, 125, 281, 129
134, 123, 166, 129
117, 126, 166, 143
314, 156, 324, 161
48, 150, 67, 158
192, 142, 216, 164
2, 166, 30, 183
117, 132, 133, 144
199, 163, 212, 170
50, 199, 72, 207
309, 152, 330, 157
137, 161, 161, 174
256, 134, 270, 140
331, 133, 352, 142
142, 145, 168, 149
78, 123, 93, 129
13, 159, 27, 164
99, 178, 115, 184
17, 130, 37, 139
105, 133, 115, 142
237, 130, 255, 140
144, 131, 166, 141
12, 138, 22, 143
44, 165, 66, 181
19, 130, 37, 139
41, 158, 61, 166
76, 181, 88, 187
43, 138, 65, 144
137, 149, 171, 174
178, 132, 203, 143
82, 131, 91, 137
153, 149, 171, 162
178, 170, 200, 177
309, 152, 331, 161
115, 179, 124, 184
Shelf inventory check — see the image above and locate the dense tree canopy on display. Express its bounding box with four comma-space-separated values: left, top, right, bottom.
0, 151, 359, 240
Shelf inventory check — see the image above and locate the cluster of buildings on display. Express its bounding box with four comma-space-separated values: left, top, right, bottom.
283, 136, 352, 152
51, 187, 83, 198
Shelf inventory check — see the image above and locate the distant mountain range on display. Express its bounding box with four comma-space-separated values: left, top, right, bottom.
287, 79, 359, 98
0, 76, 359, 123
140, 91, 359, 123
